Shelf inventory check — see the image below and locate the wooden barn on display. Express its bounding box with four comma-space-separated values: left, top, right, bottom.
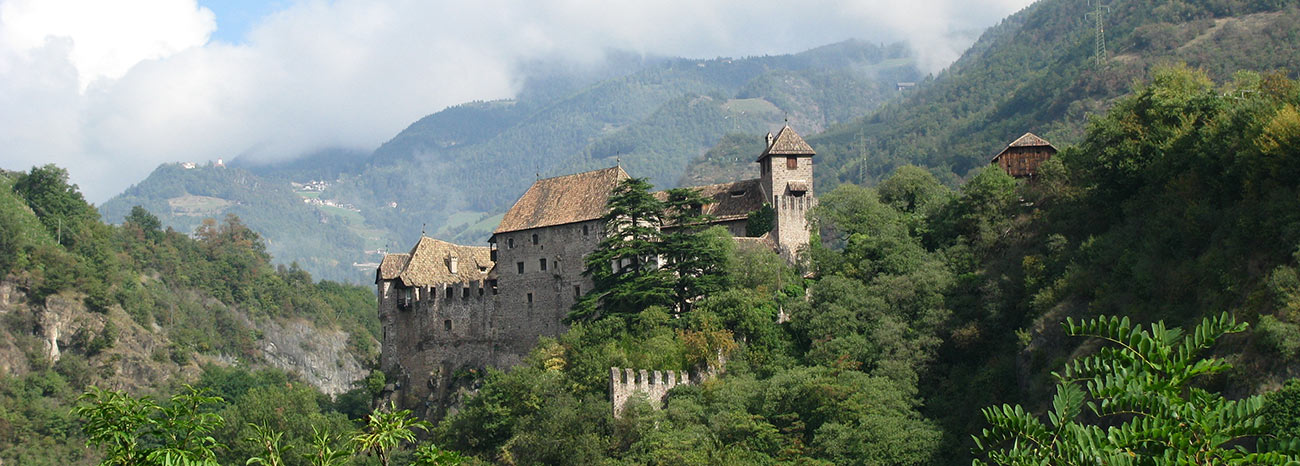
991, 132, 1057, 179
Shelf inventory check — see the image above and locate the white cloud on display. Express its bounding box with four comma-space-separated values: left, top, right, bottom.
0, 0, 1033, 203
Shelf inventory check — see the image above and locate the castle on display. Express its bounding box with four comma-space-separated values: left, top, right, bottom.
376, 126, 818, 418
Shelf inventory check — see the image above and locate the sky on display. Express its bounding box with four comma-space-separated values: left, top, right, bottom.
0, 0, 1036, 203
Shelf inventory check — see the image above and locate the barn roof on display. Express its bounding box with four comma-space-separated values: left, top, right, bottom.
758, 125, 815, 161
376, 236, 493, 286
992, 132, 1057, 161
494, 166, 630, 234
654, 178, 766, 223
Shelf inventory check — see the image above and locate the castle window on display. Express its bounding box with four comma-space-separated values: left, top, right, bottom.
531, 233, 539, 245
479, 287, 485, 296
787, 157, 798, 170
582, 224, 589, 235
444, 320, 451, 331
462, 287, 469, 299
527, 292, 533, 305
516, 262, 524, 274
574, 285, 581, 298
540, 258, 547, 271
446, 286, 453, 300
508, 238, 514, 249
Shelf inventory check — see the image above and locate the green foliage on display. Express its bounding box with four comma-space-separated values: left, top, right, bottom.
301, 427, 351, 466
574, 177, 675, 320
974, 313, 1299, 464
100, 163, 371, 284
352, 402, 432, 466
1263, 379, 1300, 442
811, 0, 1300, 191
411, 443, 467, 466
74, 385, 226, 466
744, 204, 775, 237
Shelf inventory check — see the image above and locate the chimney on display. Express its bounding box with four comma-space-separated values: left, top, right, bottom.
447, 253, 459, 274
765, 132, 774, 148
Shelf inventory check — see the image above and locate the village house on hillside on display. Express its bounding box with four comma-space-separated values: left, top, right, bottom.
992, 132, 1057, 179
375, 125, 819, 419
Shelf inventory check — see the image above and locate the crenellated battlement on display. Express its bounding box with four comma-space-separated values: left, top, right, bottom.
380, 127, 816, 422
609, 367, 694, 418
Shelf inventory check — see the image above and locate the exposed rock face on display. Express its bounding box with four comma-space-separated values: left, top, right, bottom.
38, 294, 80, 363
258, 319, 368, 396
0, 278, 369, 397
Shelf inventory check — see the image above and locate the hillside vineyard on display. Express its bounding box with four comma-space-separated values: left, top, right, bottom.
375, 126, 818, 418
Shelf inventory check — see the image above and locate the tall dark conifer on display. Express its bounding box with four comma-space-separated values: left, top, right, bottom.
571, 178, 674, 321
661, 187, 728, 313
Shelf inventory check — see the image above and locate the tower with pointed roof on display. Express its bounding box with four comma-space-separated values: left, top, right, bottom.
376, 126, 819, 421
758, 125, 816, 259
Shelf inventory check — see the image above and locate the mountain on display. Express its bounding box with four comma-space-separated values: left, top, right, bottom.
100, 40, 921, 283
0, 166, 381, 463
100, 162, 372, 283
796, 1, 1300, 188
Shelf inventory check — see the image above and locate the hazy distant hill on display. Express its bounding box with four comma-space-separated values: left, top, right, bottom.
103, 40, 920, 283
100, 163, 371, 283
798, 1, 1300, 188
334, 39, 918, 251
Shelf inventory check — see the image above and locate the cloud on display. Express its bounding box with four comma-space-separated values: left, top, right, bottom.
0, 0, 1033, 203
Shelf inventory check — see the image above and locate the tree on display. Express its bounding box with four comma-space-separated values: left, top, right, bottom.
973, 313, 1300, 464
301, 428, 351, 466
74, 387, 158, 465
411, 443, 467, 465
74, 385, 226, 466
12, 164, 99, 243
662, 187, 730, 313
572, 177, 674, 320
351, 402, 432, 466
244, 423, 289, 466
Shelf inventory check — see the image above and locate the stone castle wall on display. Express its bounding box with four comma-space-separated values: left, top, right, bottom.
609, 367, 693, 417
378, 277, 499, 418
378, 219, 605, 419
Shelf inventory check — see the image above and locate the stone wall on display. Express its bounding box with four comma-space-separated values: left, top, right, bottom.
491, 218, 603, 355
765, 154, 815, 259
609, 367, 694, 417
378, 277, 499, 419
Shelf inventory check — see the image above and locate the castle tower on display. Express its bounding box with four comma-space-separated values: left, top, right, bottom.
757, 126, 815, 259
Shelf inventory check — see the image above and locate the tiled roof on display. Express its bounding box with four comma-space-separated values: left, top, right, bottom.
376, 254, 410, 282
377, 236, 493, 287
656, 178, 766, 222
787, 180, 809, 193
494, 166, 630, 234
992, 132, 1057, 161
759, 125, 815, 160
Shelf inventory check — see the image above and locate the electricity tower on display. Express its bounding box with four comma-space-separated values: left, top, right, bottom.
1086, 0, 1110, 67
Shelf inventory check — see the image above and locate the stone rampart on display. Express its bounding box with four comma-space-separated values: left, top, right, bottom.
609, 367, 694, 417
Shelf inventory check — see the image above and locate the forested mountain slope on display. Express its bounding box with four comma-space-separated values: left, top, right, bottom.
802, 0, 1300, 188
333, 40, 919, 250
101, 162, 370, 283
0, 166, 381, 463
101, 40, 920, 284
426, 66, 1300, 465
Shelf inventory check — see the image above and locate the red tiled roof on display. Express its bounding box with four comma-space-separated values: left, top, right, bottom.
494, 166, 630, 234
